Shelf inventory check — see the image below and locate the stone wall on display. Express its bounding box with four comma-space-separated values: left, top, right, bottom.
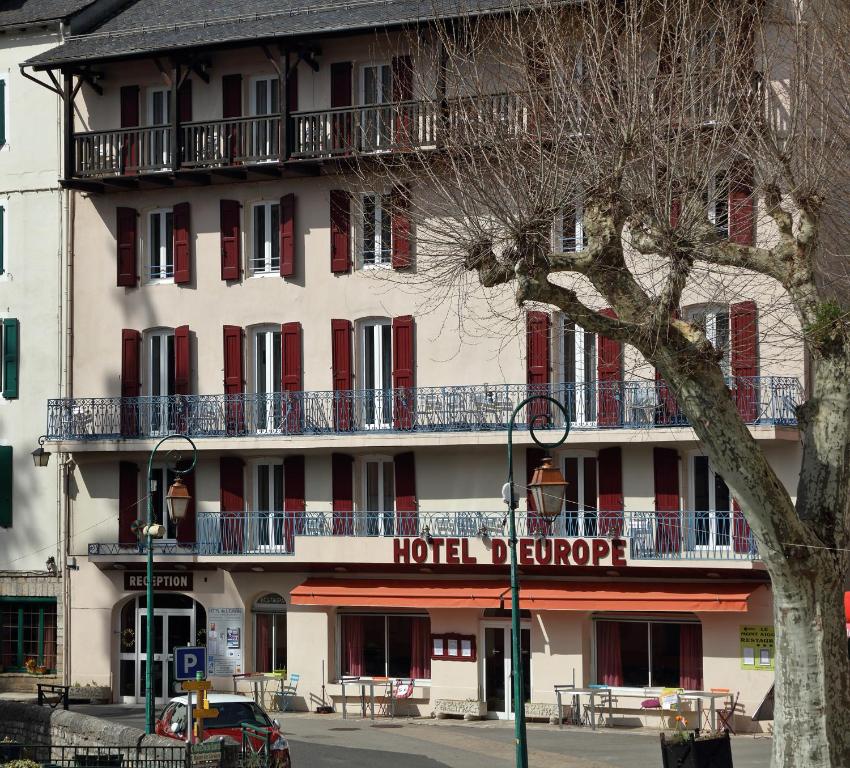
0, 701, 174, 750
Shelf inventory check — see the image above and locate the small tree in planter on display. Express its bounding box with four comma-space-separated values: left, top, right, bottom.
660, 731, 734, 768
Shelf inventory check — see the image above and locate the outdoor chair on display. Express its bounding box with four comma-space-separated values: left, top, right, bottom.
275, 673, 300, 712
704, 688, 730, 730
375, 678, 415, 718
717, 691, 743, 734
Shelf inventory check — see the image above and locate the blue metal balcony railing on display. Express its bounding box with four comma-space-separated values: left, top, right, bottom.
48, 377, 800, 441
88, 509, 758, 561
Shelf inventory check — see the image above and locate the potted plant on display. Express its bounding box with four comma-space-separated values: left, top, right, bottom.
660, 726, 734, 768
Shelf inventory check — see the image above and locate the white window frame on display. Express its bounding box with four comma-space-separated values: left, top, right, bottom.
250, 201, 280, 276
559, 452, 598, 536
360, 193, 392, 268
688, 452, 732, 552
251, 325, 282, 433
360, 62, 392, 107
684, 304, 730, 376
358, 319, 393, 428
145, 328, 175, 437
360, 454, 395, 536
147, 208, 174, 282
556, 199, 585, 253
249, 76, 279, 116
559, 314, 597, 425
249, 457, 286, 553
147, 87, 171, 169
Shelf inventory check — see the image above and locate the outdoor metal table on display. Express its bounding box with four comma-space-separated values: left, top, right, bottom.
231, 673, 283, 709
339, 676, 378, 720
679, 690, 729, 731
565, 687, 612, 730
553, 684, 577, 727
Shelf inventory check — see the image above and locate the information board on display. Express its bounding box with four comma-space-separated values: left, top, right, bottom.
740, 625, 775, 670
207, 608, 243, 676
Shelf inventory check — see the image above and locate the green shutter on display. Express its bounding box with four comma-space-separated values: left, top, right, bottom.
0, 445, 11, 527
0, 206, 5, 275
2, 317, 17, 399
0, 78, 6, 147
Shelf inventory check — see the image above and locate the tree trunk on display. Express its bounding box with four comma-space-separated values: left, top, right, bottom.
771, 555, 850, 768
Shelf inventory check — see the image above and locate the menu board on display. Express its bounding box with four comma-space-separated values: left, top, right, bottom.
740, 625, 774, 671
208, 608, 244, 675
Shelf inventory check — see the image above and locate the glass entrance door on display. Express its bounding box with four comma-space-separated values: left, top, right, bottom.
137, 607, 195, 703
483, 624, 530, 719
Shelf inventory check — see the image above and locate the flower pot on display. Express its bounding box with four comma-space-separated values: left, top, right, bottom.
660, 732, 734, 768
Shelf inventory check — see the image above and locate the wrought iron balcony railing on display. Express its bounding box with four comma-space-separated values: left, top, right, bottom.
88, 509, 758, 561
48, 377, 800, 441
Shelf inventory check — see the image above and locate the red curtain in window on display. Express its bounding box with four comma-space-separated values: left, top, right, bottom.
679, 624, 704, 689
654, 447, 681, 553
342, 615, 364, 677
410, 617, 431, 679
41, 609, 57, 670
596, 622, 623, 686
255, 613, 272, 672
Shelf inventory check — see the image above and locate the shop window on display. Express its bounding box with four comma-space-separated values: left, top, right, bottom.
339, 613, 430, 679
594, 618, 703, 689
254, 593, 286, 673
0, 599, 57, 672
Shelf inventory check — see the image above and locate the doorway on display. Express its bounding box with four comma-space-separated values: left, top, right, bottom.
482, 622, 531, 719
119, 595, 206, 704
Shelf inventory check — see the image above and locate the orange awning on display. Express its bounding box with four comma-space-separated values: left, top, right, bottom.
290, 578, 762, 613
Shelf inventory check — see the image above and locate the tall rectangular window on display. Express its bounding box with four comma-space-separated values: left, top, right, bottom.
148, 209, 174, 281
685, 306, 730, 375
148, 88, 171, 168
253, 462, 284, 550
253, 327, 282, 432
0, 600, 58, 671
362, 194, 392, 267
252, 203, 281, 275
562, 317, 596, 423
147, 330, 175, 435
561, 202, 586, 252
361, 64, 392, 150
692, 455, 731, 549
340, 613, 430, 679
706, 173, 729, 239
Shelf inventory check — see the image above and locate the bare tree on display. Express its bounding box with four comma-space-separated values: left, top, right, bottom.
350, 0, 850, 765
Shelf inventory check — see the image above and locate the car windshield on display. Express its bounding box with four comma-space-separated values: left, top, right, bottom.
205, 702, 272, 729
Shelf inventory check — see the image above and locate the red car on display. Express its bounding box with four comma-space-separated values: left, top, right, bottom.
156, 693, 292, 768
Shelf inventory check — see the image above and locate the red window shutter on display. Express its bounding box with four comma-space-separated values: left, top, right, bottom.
283, 455, 306, 551
332, 453, 354, 535
173, 202, 191, 284
121, 329, 141, 398
394, 451, 418, 535
116, 207, 138, 287
526, 311, 551, 421
174, 325, 191, 396
330, 62, 352, 108
220, 200, 241, 281
120, 85, 139, 127
331, 319, 353, 431
731, 300, 758, 421
526, 447, 547, 534
118, 461, 138, 545
729, 163, 754, 246
330, 190, 351, 273
223, 325, 244, 434
392, 56, 413, 102
176, 458, 195, 544
219, 456, 245, 553
120, 329, 141, 437
120, 86, 140, 173
597, 308, 622, 426
281, 321, 302, 434
391, 185, 411, 269
598, 446, 624, 535
287, 65, 298, 112
280, 193, 295, 277
222, 74, 242, 118
178, 79, 192, 123
732, 498, 752, 554
653, 447, 681, 553
392, 315, 415, 429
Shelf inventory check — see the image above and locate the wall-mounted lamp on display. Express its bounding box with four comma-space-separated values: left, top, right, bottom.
32, 436, 51, 468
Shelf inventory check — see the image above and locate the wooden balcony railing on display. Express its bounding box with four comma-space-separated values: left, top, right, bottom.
181, 114, 281, 168
74, 124, 172, 177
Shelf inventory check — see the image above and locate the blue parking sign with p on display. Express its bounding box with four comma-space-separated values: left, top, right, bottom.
175, 646, 207, 680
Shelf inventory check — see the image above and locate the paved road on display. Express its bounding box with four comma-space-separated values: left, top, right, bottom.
75, 705, 772, 768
